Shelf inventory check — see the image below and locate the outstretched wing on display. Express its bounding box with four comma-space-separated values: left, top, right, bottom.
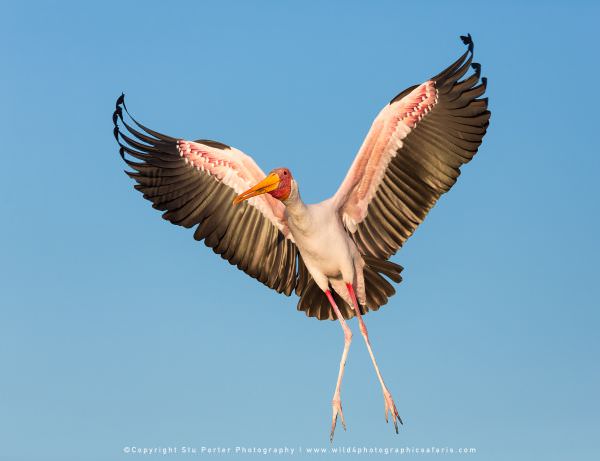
113, 95, 298, 295
333, 35, 490, 259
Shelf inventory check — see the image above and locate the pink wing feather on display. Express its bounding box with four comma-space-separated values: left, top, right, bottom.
113, 96, 298, 295
176, 139, 291, 238
334, 81, 438, 230
333, 35, 490, 259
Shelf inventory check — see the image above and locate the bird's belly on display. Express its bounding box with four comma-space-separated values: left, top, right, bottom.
294, 228, 353, 278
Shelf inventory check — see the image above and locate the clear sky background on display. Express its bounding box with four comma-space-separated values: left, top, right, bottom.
1, 1, 599, 460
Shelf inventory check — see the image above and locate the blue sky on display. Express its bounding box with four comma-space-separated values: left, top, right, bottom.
1, 1, 599, 460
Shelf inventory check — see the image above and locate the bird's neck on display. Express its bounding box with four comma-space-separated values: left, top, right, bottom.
282, 180, 307, 218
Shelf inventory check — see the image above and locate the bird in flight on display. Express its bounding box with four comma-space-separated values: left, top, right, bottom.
113, 34, 489, 441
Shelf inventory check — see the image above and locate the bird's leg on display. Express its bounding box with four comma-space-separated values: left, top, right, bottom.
325, 289, 352, 442
346, 283, 403, 432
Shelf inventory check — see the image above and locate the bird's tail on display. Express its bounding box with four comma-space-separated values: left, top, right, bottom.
296, 256, 403, 321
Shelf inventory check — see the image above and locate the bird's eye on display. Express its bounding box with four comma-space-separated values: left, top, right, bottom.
283, 171, 288, 175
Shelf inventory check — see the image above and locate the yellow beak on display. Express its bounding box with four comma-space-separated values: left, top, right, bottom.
232, 172, 280, 205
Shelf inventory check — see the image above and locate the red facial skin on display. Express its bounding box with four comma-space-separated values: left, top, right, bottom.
268, 167, 292, 201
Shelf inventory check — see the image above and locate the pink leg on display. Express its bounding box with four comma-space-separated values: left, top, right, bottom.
346, 283, 403, 432
325, 290, 352, 442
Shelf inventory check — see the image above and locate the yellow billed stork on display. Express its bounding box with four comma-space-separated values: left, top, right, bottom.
113, 34, 490, 440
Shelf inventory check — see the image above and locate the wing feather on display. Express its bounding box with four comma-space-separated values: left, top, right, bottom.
114, 96, 299, 295
333, 35, 490, 259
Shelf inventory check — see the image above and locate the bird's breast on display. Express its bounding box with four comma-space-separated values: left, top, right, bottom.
287, 205, 354, 277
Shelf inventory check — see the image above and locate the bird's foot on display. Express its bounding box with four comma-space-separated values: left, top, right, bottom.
383, 388, 403, 433
330, 395, 346, 442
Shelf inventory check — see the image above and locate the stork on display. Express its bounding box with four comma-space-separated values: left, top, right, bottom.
113, 34, 490, 440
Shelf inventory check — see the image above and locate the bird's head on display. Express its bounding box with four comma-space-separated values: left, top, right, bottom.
233, 167, 293, 205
